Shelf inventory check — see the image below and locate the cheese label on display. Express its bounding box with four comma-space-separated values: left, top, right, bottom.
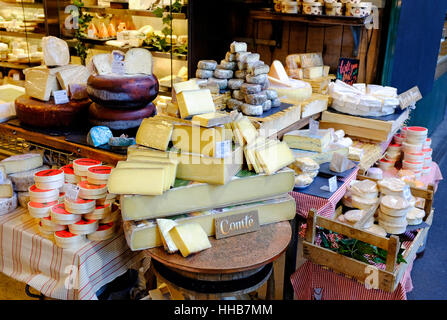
329, 176, 338, 192
403, 185, 411, 200
53, 90, 69, 105
214, 140, 232, 159
29, 201, 58, 208
215, 210, 260, 240
65, 184, 80, 201
309, 118, 319, 136
398, 86, 422, 110
35, 169, 63, 177
111, 61, 125, 75
88, 166, 112, 175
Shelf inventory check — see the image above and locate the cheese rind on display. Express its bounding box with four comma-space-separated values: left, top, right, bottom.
156, 218, 178, 253
42, 36, 70, 66
0, 153, 43, 174
0, 180, 13, 198
125, 155, 178, 187
107, 168, 165, 195
169, 223, 211, 257
121, 168, 295, 221
116, 161, 171, 191
255, 142, 295, 175
191, 112, 232, 127
176, 89, 215, 119
124, 195, 295, 251
284, 129, 331, 152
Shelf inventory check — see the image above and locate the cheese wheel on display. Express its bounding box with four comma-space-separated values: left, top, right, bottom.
378, 209, 408, 225
28, 200, 58, 218
28, 185, 59, 202
78, 180, 107, 198
60, 164, 81, 184
40, 216, 66, 232
73, 158, 102, 176
87, 165, 112, 184
379, 220, 407, 235
0, 193, 18, 216
351, 195, 378, 210
64, 198, 96, 214
68, 218, 99, 235
87, 222, 116, 241
380, 195, 410, 217
407, 207, 425, 225
86, 74, 159, 108
365, 224, 387, 237
34, 169, 64, 183
35, 178, 65, 190
50, 203, 82, 225
54, 230, 86, 248
9, 165, 50, 192
15, 95, 91, 128
84, 203, 112, 220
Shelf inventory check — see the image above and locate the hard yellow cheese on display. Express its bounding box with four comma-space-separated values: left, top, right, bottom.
116, 161, 172, 191
169, 223, 212, 257
136, 118, 173, 151
107, 167, 165, 195
176, 89, 216, 119
255, 141, 295, 175
156, 218, 178, 253
125, 155, 178, 187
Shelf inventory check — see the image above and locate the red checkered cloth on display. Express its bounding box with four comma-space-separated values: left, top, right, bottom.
289, 167, 359, 219
290, 260, 413, 300
0, 208, 143, 300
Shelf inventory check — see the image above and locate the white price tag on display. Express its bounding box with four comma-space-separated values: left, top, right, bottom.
215, 140, 232, 159
403, 185, 411, 200
111, 61, 125, 75
65, 184, 80, 201
53, 90, 69, 104
309, 118, 319, 136
328, 176, 338, 193
87, 28, 96, 39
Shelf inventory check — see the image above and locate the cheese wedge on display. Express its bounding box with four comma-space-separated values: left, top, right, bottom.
156, 218, 178, 253
116, 161, 171, 191
176, 89, 216, 118
127, 144, 169, 158
169, 223, 212, 257
125, 155, 178, 187
192, 112, 232, 127
0, 153, 43, 174
107, 168, 165, 195
136, 118, 174, 151
255, 142, 294, 175
235, 117, 258, 145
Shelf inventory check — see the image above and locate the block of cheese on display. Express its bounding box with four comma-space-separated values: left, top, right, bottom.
56, 65, 90, 90
68, 83, 88, 100
107, 168, 166, 195
298, 53, 323, 68
171, 124, 232, 157
23, 66, 61, 101
255, 142, 295, 175
116, 161, 172, 191
176, 89, 215, 119
124, 195, 295, 251
303, 66, 324, 79
128, 144, 169, 158
191, 112, 232, 127
172, 79, 200, 102
234, 116, 258, 145
136, 118, 173, 151
269, 60, 289, 83
169, 223, 211, 257
92, 53, 112, 75
121, 168, 294, 221
156, 218, 178, 253
301, 94, 329, 117
124, 48, 153, 75
291, 146, 349, 164
125, 155, 178, 187
0, 180, 13, 198
0, 153, 43, 174
283, 129, 331, 152
42, 36, 70, 66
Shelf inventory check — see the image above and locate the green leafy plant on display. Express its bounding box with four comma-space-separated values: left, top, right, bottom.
71, 0, 92, 65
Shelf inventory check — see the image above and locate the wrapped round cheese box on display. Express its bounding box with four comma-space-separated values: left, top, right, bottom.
99, 205, 120, 224
68, 218, 99, 235
84, 203, 112, 220
40, 216, 66, 232
50, 203, 82, 225
73, 158, 102, 177
78, 180, 107, 199
87, 222, 116, 241
349, 180, 378, 199
28, 185, 59, 203
380, 195, 410, 217
54, 230, 86, 249
87, 166, 113, 185
34, 169, 65, 190
377, 178, 407, 197
60, 164, 81, 184
28, 200, 58, 218
64, 197, 96, 214
8, 165, 50, 192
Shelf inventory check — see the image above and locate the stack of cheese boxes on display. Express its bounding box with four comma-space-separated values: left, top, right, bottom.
400, 126, 432, 178
24, 36, 90, 102
111, 80, 297, 257
24, 157, 120, 248
0, 153, 48, 216
193, 41, 281, 116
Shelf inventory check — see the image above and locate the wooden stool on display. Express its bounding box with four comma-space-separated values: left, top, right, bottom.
145, 221, 291, 300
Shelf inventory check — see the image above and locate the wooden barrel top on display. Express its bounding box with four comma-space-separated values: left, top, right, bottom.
145, 221, 292, 274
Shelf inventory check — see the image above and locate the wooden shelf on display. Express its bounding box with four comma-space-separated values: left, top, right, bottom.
249, 10, 371, 26
0, 61, 40, 69
83, 6, 187, 20
0, 30, 45, 39
0, 1, 43, 9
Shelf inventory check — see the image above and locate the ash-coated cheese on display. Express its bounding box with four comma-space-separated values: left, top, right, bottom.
227, 98, 243, 110
241, 83, 262, 94
241, 103, 263, 116
225, 52, 237, 62
247, 63, 270, 76
0, 193, 17, 216
236, 51, 251, 62
262, 100, 272, 111
263, 89, 278, 100
214, 69, 233, 79
230, 41, 248, 53
245, 53, 260, 63
271, 98, 281, 107
244, 92, 267, 105
8, 165, 49, 192
235, 70, 248, 79
246, 73, 268, 84
237, 61, 245, 70
228, 79, 244, 90
196, 69, 213, 79
197, 60, 218, 70
207, 77, 228, 90
219, 60, 237, 70
232, 90, 245, 101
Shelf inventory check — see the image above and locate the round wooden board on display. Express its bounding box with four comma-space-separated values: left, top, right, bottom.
145, 221, 292, 274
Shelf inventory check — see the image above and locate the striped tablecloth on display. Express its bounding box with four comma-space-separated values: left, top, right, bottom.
0, 207, 143, 300
289, 167, 359, 219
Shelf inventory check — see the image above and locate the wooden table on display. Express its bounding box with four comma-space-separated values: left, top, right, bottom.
0, 121, 126, 165
145, 222, 292, 300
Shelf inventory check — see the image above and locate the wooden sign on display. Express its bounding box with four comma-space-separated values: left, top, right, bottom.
337, 58, 360, 85
398, 86, 422, 110
215, 210, 260, 240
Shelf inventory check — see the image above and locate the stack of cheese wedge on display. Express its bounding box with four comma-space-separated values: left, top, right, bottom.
24, 158, 121, 248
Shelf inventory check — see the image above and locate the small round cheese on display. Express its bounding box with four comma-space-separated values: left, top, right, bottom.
228, 79, 244, 90
406, 207, 425, 225
241, 83, 262, 94
294, 174, 314, 187
197, 60, 217, 70
213, 69, 233, 79
196, 69, 213, 79
68, 218, 99, 235
378, 178, 407, 195
380, 195, 410, 216
351, 195, 378, 210
365, 224, 387, 237
344, 209, 365, 224
241, 103, 263, 116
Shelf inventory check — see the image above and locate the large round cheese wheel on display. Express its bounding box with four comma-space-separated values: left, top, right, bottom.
15, 95, 91, 128
87, 74, 159, 108
88, 102, 155, 130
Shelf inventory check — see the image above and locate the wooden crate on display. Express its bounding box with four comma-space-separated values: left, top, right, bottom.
302, 181, 434, 293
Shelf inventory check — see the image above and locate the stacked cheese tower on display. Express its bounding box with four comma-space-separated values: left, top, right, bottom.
400, 126, 432, 178
285, 52, 332, 94
116, 84, 296, 254
24, 158, 120, 248
17, 36, 92, 128
87, 49, 158, 131
194, 41, 281, 116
